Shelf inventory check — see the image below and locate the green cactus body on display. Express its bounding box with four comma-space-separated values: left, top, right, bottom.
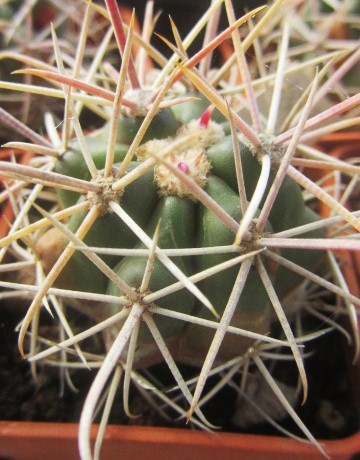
171, 92, 226, 125
205, 133, 325, 297
58, 162, 158, 293
106, 195, 196, 365
55, 106, 179, 207
54, 131, 128, 207
179, 174, 271, 365
116, 107, 179, 145
194, 174, 265, 315
50, 97, 324, 365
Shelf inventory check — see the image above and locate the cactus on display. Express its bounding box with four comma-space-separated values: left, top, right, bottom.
0, 1, 360, 459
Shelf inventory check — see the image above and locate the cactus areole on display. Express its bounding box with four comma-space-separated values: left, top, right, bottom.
48, 92, 322, 368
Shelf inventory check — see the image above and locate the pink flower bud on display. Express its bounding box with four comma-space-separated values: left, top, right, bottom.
177, 161, 190, 174
199, 106, 214, 127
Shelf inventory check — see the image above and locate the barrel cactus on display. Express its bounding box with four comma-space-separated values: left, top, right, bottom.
45, 91, 323, 361
1, 1, 360, 459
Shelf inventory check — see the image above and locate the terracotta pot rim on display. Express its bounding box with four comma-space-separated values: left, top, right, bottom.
319, 131, 360, 144
0, 148, 33, 238
0, 417, 360, 460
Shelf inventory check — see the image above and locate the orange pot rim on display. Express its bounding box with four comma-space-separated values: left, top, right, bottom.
314, 141, 360, 275
0, 148, 33, 238
0, 409, 360, 460
319, 131, 360, 145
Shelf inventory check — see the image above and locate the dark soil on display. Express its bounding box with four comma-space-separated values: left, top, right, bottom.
1, 305, 359, 441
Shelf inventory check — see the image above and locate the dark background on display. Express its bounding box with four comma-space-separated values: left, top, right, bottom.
120, 0, 267, 56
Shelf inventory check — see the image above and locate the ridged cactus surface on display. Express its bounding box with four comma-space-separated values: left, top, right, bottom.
36, 94, 324, 366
